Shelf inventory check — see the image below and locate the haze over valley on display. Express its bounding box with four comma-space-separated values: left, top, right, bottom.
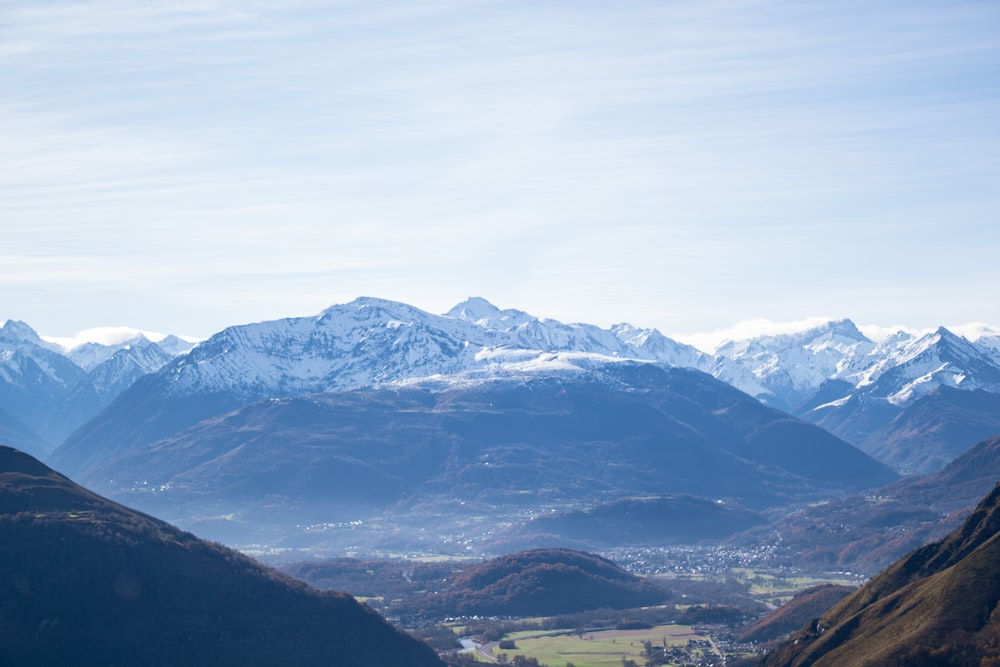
6, 298, 1000, 664
5, 0, 999, 663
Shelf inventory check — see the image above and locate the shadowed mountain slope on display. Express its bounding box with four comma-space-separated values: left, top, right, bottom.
0, 446, 443, 667
758, 483, 1000, 666
510, 495, 767, 548
859, 387, 1000, 473
734, 433, 1000, 575
0, 406, 49, 461
68, 366, 895, 550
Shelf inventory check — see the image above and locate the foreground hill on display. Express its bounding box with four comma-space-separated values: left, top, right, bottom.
0, 446, 442, 667
69, 365, 894, 550
290, 548, 668, 619
434, 548, 668, 617
758, 482, 1000, 666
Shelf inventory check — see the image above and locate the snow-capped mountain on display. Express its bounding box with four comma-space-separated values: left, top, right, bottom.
41, 338, 184, 444
855, 327, 1000, 405
712, 319, 877, 411
446, 296, 710, 369
11, 299, 1000, 476
44, 327, 197, 371
800, 327, 1000, 473
0, 320, 88, 438
0, 320, 196, 450
686, 317, 1000, 472
142, 296, 709, 400
710, 319, 1000, 413
50, 297, 723, 476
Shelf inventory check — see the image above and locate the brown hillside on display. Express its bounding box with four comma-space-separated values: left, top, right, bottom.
759, 483, 1000, 666
739, 584, 854, 644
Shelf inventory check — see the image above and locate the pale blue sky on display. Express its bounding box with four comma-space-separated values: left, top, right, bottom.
3, 1, 999, 339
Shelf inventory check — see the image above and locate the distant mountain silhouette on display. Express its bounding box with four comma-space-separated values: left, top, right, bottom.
758, 482, 1000, 666
0, 405, 49, 460
0, 446, 443, 667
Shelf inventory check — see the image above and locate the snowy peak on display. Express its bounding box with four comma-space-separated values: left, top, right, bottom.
171, 298, 497, 398
863, 326, 1000, 405
85, 339, 178, 402
445, 297, 537, 330
611, 323, 711, 370
712, 318, 876, 409
0, 320, 60, 352
0, 319, 38, 343
153, 297, 716, 400
66, 335, 146, 371
0, 320, 85, 390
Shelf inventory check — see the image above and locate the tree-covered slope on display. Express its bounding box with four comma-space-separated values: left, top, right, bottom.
0, 446, 443, 667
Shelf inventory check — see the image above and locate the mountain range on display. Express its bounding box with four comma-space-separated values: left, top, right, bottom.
5, 297, 1000, 553
0, 320, 195, 456
7, 298, 1000, 475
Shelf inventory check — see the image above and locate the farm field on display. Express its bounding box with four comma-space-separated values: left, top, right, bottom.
728, 568, 859, 604
488, 624, 716, 667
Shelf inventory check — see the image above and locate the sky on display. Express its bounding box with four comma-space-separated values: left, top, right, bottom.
3, 0, 999, 342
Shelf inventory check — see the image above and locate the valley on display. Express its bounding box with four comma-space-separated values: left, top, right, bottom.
4, 298, 1000, 665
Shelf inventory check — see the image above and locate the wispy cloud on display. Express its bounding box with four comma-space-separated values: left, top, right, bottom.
3, 0, 999, 335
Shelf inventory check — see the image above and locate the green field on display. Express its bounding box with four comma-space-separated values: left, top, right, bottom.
488, 624, 711, 667
729, 567, 859, 603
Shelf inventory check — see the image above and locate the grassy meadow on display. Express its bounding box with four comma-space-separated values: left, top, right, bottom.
488, 624, 711, 667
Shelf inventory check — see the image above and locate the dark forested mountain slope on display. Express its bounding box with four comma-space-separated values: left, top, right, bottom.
68, 366, 894, 550
0, 446, 443, 667
290, 548, 668, 619
435, 548, 668, 617
759, 483, 1000, 666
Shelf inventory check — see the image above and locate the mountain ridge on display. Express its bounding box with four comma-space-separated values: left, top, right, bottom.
8, 298, 1000, 476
